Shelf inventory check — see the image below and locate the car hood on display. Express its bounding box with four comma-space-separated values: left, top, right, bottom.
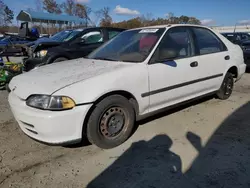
9, 58, 128, 100
26, 38, 59, 47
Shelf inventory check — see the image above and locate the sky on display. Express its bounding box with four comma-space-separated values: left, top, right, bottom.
6, 0, 250, 26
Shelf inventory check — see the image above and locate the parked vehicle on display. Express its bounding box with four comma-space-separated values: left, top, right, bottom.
23, 27, 126, 72
25, 29, 85, 51
0, 22, 39, 48
8, 24, 246, 149
221, 32, 250, 66
0, 61, 23, 90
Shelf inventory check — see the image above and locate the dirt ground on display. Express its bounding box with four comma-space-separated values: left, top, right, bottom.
1, 73, 250, 188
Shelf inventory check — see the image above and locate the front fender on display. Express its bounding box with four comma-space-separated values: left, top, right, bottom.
53, 63, 150, 115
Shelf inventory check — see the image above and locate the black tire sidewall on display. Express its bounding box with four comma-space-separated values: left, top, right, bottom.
53, 57, 68, 63
217, 72, 234, 100
87, 95, 135, 149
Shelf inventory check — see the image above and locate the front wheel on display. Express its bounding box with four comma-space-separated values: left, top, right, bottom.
86, 95, 135, 149
216, 72, 234, 100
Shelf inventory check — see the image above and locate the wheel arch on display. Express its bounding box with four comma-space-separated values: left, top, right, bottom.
47, 53, 71, 64
227, 66, 238, 79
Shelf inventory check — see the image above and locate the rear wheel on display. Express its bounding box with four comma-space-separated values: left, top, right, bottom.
53, 57, 68, 63
86, 95, 135, 149
216, 72, 234, 100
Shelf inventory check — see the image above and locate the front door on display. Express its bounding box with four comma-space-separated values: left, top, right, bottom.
146, 27, 202, 112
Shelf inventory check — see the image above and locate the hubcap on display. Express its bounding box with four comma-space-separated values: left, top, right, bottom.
224, 77, 233, 95
100, 107, 125, 138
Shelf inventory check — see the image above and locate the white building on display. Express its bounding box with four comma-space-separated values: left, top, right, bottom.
211, 25, 250, 33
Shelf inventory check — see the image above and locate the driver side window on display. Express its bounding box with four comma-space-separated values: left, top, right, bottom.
150, 27, 192, 63
81, 31, 103, 44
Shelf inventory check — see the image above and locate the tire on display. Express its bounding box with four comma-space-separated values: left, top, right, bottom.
53, 57, 68, 63
216, 72, 234, 100
86, 95, 135, 149
5, 83, 10, 92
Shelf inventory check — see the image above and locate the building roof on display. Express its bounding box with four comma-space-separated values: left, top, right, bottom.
16, 10, 87, 25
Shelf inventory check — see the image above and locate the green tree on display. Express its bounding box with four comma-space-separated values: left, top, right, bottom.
187, 17, 201, 25
111, 14, 201, 29
179, 15, 190, 24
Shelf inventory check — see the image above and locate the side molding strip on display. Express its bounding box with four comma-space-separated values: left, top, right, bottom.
141, 73, 223, 98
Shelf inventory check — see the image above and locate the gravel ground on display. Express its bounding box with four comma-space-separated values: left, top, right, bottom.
0, 73, 250, 188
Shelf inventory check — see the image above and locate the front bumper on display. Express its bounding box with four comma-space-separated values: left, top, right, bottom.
8, 91, 92, 145
22, 58, 43, 72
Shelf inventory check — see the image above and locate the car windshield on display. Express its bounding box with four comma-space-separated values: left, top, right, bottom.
51, 29, 83, 42
87, 28, 165, 63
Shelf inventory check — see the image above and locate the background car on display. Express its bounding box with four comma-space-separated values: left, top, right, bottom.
23, 27, 126, 72
221, 32, 250, 66
25, 29, 82, 48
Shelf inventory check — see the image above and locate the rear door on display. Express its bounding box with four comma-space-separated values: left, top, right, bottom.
190, 27, 229, 91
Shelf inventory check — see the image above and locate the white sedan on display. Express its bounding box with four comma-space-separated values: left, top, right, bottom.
8, 24, 246, 149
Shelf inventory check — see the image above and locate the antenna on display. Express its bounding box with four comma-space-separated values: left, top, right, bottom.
233, 23, 237, 33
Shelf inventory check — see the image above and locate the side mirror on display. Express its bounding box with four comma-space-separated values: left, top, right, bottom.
73, 38, 85, 44
157, 48, 178, 62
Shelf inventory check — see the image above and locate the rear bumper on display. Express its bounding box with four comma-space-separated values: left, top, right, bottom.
236, 63, 246, 81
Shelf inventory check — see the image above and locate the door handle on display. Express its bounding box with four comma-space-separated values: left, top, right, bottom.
225, 55, 230, 60
190, 61, 198, 67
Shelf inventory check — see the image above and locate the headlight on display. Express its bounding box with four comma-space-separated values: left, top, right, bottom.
26, 95, 75, 110
35, 50, 48, 58
39, 50, 48, 57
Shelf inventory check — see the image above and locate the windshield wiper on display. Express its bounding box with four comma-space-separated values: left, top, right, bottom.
93, 57, 117, 61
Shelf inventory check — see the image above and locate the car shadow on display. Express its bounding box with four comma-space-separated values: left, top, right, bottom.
86, 101, 250, 188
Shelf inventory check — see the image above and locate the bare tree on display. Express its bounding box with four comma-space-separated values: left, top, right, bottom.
99, 7, 112, 27
91, 10, 103, 26
43, 0, 62, 14
61, 0, 75, 15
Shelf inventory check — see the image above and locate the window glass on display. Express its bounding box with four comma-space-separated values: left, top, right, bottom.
193, 27, 225, 55
108, 31, 121, 39
81, 31, 103, 44
87, 28, 165, 63
241, 34, 250, 41
151, 27, 192, 61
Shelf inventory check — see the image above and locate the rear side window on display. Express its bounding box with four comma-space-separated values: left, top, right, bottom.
192, 27, 227, 55
81, 31, 103, 44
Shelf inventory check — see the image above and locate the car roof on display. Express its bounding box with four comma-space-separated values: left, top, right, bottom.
128, 24, 211, 31
222, 32, 249, 34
